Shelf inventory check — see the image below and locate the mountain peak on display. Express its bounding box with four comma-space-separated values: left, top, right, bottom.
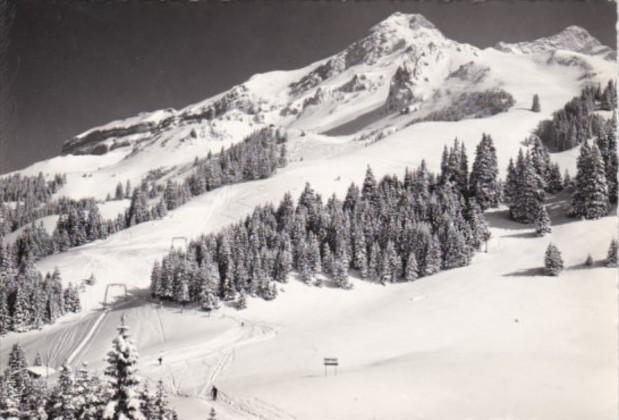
373, 12, 439, 34
495, 24, 612, 59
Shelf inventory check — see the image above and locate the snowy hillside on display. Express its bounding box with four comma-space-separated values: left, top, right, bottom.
9, 13, 613, 203
1, 12, 616, 420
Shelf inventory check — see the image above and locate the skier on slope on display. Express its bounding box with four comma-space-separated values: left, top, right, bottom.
211, 385, 218, 401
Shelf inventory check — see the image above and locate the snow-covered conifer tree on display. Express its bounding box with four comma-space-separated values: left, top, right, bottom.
531, 94, 541, 112
534, 205, 552, 237
584, 145, 609, 219
103, 322, 145, 420
544, 243, 564, 276
404, 252, 418, 282
607, 239, 618, 267
470, 133, 499, 210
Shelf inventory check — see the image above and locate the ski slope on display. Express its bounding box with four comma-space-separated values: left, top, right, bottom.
2, 206, 615, 420
0, 12, 616, 420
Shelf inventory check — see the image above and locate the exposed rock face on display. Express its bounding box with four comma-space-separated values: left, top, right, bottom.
338, 74, 370, 93
289, 56, 346, 96
182, 84, 261, 123
303, 87, 330, 108
62, 83, 271, 155
447, 62, 490, 84
387, 64, 417, 112
62, 110, 178, 155
289, 13, 445, 97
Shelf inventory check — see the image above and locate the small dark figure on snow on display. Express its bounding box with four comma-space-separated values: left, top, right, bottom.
158, 357, 163, 366
211, 385, 218, 401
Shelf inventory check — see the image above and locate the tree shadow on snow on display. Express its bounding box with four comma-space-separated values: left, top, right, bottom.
503, 267, 546, 277
484, 209, 530, 232
543, 193, 616, 228
501, 230, 538, 239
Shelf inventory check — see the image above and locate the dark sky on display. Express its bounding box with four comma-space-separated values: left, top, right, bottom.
2, 0, 616, 173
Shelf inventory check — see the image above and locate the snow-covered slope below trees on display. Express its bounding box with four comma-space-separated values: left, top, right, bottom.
0, 11, 616, 420
2, 206, 615, 420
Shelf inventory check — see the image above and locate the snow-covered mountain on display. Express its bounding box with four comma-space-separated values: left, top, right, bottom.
36, 12, 613, 205
496, 25, 616, 60
2, 13, 617, 420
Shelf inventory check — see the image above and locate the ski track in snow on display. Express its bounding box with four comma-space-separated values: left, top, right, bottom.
1, 14, 616, 420
66, 308, 109, 365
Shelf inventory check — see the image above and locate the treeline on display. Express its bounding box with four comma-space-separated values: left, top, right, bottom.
163, 126, 288, 211
0, 173, 67, 236
8, 194, 168, 269
4, 127, 289, 272
535, 81, 617, 152
151, 135, 497, 308
0, 325, 178, 419
0, 173, 66, 204
0, 256, 79, 335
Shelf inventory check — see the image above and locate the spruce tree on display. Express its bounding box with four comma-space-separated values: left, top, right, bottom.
51, 364, 77, 420
510, 150, 544, 223
404, 253, 418, 282
423, 235, 442, 276
367, 242, 380, 282
0, 289, 8, 335
208, 407, 217, 420
584, 145, 610, 219
74, 362, 101, 420
103, 322, 145, 420
236, 291, 247, 310
571, 141, 592, 217
534, 205, 551, 237
531, 94, 541, 112
361, 166, 378, 204
544, 243, 564, 276
607, 239, 618, 267
115, 182, 124, 201
33, 352, 43, 367
0, 379, 20, 420
200, 290, 220, 312
152, 380, 175, 420
468, 199, 490, 250
470, 134, 499, 210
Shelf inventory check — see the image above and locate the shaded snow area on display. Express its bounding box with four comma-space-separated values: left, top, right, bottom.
0, 11, 616, 420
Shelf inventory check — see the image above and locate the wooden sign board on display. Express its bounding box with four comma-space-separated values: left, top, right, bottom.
323, 357, 339, 376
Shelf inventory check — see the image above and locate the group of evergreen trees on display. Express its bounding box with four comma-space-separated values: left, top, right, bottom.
7, 193, 168, 269
4, 127, 288, 270
570, 127, 618, 218
164, 126, 288, 211
0, 254, 79, 336
535, 81, 616, 151
0, 173, 66, 237
151, 135, 496, 309
0, 324, 178, 419
504, 138, 561, 223
543, 238, 617, 276
505, 122, 616, 224
0, 173, 66, 205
